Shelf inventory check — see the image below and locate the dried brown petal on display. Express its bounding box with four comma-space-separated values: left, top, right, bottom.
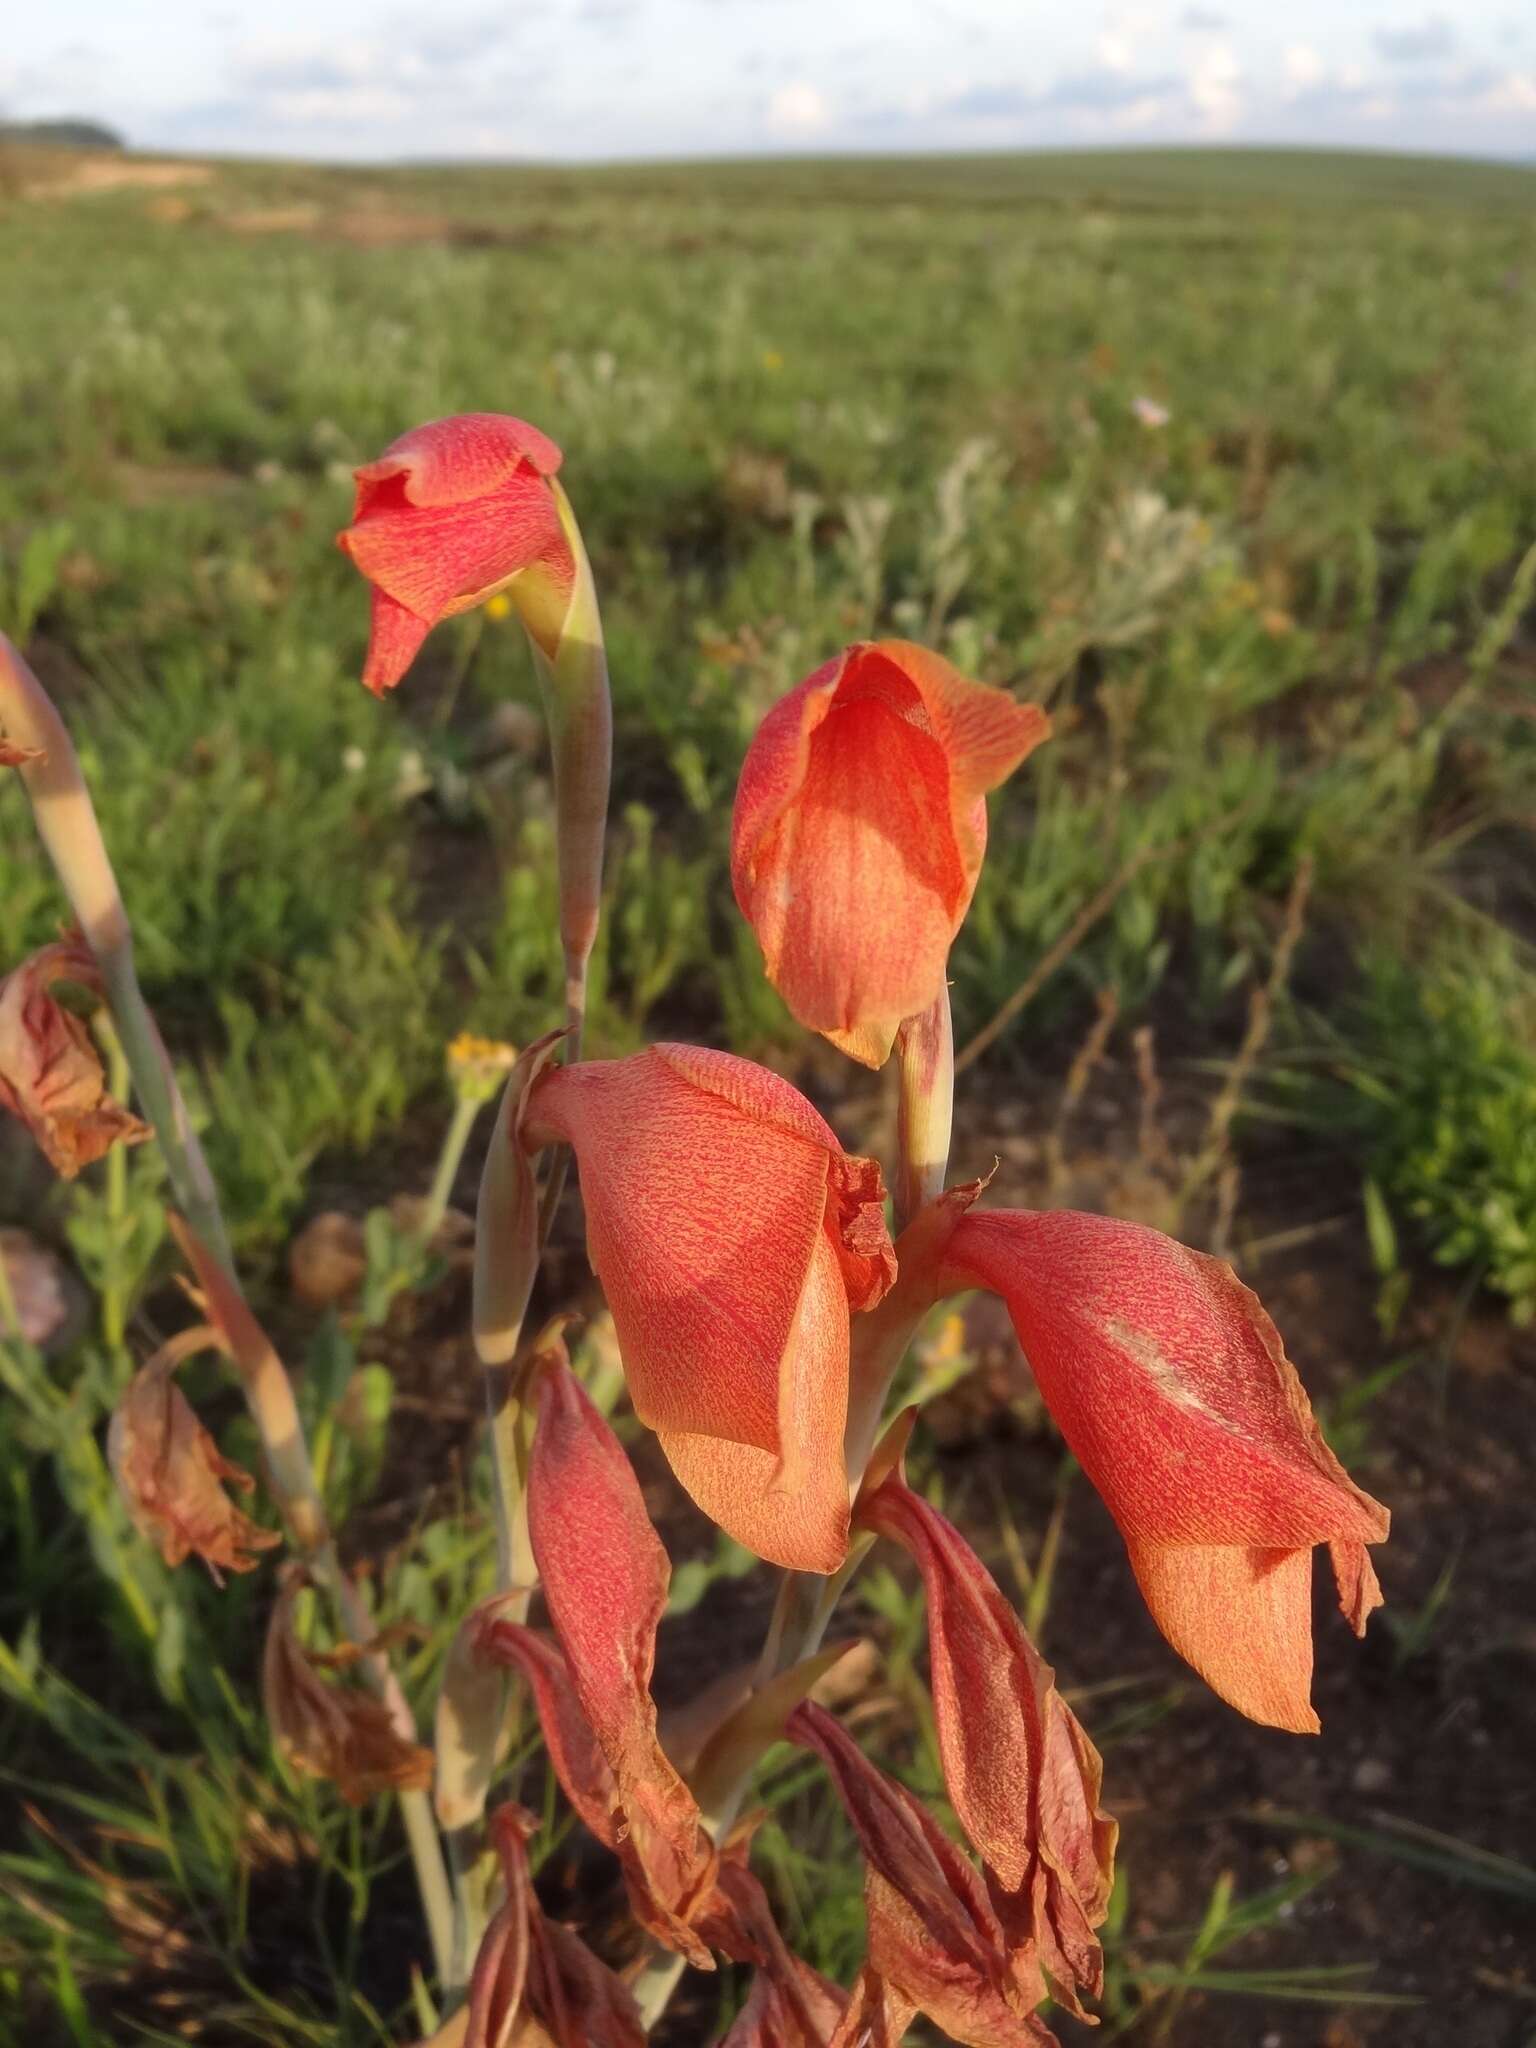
108, 1330, 280, 1578
262, 1572, 433, 1805
0, 936, 148, 1178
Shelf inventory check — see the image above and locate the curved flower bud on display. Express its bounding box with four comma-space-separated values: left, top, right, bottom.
0, 936, 148, 1177
526, 1353, 717, 1939
732, 642, 1048, 1067
262, 1571, 434, 1805
788, 1702, 1057, 2048
108, 1329, 280, 1579
942, 1209, 1391, 1732
475, 1614, 716, 1968
523, 1044, 896, 1572
1, 736, 44, 767
856, 1471, 1115, 2017
337, 413, 575, 693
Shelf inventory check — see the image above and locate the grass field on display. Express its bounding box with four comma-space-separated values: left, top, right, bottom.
1, 142, 1534, 2046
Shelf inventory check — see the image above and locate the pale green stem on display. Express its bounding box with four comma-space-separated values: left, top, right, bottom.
895, 985, 954, 1229
98, 1017, 131, 1352
1, 632, 454, 1988
0, 1240, 21, 1341
633, 1949, 690, 2031
421, 1092, 484, 1244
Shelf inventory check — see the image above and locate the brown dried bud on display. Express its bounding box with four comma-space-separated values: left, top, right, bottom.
0, 935, 148, 1178
108, 1330, 280, 1579
288, 1210, 367, 1309
262, 1571, 434, 1806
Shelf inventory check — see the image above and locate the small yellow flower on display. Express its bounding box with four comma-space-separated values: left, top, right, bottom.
761, 348, 784, 374
483, 592, 513, 623
447, 1032, 518, 1101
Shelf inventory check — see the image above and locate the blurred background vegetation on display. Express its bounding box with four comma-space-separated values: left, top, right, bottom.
0, 142, 1532, 2046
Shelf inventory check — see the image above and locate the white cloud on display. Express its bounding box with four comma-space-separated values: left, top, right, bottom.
6, 0, 1535, 164
1484, 67, 1536, 109
1188, 39, 1241, 130
1283, 44, 1323, 92
1374, 15, 1457, 64
766, 80, 830, 131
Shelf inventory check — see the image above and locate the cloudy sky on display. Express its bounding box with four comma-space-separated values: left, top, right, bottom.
4, 1, 1533, 162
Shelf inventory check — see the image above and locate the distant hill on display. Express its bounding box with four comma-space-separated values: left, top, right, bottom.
0, 118, 125, 150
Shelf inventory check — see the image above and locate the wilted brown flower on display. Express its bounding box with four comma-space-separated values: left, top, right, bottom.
262, 1570, 434, 1805
460, 1805, 644, 2048
0, 935, 148, 1177
0, 1227, 72, 1348
108, 1329, 280, 1579
287, 1210, 368, 1309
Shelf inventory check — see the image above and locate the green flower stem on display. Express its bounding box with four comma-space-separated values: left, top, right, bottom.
895, 986, 954, 1230
0, 1238, 20, 1342
1, 632, 454, 1990
420, 1091, 484, 1244
97, 1016, 133, 1352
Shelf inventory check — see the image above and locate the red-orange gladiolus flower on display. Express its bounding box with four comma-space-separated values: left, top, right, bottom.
942, 1210, 1391, 1732
856, 1468, 1116, 2018
732, 641, 1049, 1067
0, 936, 148, 1178
337, 413, 576, 693
522, 1044, 896, 1572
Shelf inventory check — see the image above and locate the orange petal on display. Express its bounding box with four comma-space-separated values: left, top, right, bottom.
732, 641, 1048, 1066
657, 1219, 853, 1572
526, 1047, 891, 1570
358, 587, 433, 695
944, 1209, 1389, 1553
473, 1617, 621, 1848
700, 1857, 849, 2048
475, 1615, 716, 1968
1127, 1540, 1320, 1734
469, 1804, 645, 2048
942, 1209, 1388, 1729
